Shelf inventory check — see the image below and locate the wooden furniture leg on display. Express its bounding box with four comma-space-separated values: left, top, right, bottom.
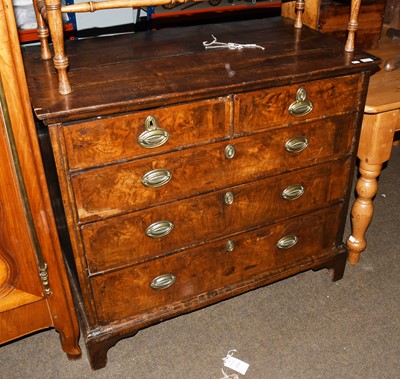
313, 249, 348, 282
44, 0, 71, 94
32, 0, 52, 60
294, 0, 305, 29
327, 251, 348, 282
57, 325, 82, 359
345, 0, 361, 52
347, 110, 398, 264
347, 161, 382, 264
86, 330, 138, 370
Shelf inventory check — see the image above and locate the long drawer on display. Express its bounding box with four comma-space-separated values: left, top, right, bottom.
90, 205, 343, 324
82, 158, 351, 273
63, 98, 231, 171
234, 74, 363, 133
72, 113, 356, 222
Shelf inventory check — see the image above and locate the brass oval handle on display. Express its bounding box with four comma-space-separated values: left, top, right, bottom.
146, 220, 174, 238
225, 144, 236, 159
138, 115, 169, 148
141, 169, 172, 188
277, 235, 298, 249
224, 192, 234, 205
288, 87, 313, 117
138, 128, 169, 149
226, 240, 235, 252
150, 273, 176, 290
285, 136, 309, 154
282, 184, 305, 200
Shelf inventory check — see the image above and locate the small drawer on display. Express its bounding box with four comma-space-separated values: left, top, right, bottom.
82, 158, 351, 273
72, 114, 355, 223
62, 98, 231, 171
234, 74, 363, 133
90, 205, 343, 324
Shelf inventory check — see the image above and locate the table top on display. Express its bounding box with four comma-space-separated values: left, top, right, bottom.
22, 17, 379, 124
364, 29, 400, 114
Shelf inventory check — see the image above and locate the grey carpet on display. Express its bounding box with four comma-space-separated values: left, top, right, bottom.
1, 146, 399, 379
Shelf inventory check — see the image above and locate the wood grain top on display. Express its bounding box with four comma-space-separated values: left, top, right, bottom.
22, 17, 380, 123
364, 30, 400, 114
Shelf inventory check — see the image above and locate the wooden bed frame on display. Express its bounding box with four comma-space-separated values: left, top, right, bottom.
32, 0, 362, 95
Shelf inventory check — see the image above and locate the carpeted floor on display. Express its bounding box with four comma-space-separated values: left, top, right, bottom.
1, 146, 399, 379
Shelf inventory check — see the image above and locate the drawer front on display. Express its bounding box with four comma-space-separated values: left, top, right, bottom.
72, 114, 355, 222
90, 205, 343, 324
234, 74, 362, 133
63, 98, 231, 171
82, 158, 351, 273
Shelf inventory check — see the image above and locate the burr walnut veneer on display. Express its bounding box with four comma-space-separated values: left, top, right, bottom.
23, 17, 379, 369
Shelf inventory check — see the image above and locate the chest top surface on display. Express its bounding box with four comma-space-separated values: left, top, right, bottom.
23, 17, 379, 123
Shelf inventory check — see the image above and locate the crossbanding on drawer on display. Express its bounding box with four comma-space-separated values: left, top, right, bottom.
62, 98, 231, 171
234, 74, 363, 133
71, 114, 355, 222
82, 158, 351, 273
89, 205, 343, 324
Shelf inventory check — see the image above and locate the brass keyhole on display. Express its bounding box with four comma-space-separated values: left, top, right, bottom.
224, 192, 234, 205
225, 144, 236, 159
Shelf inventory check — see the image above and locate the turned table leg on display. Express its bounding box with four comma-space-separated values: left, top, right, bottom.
294, 0, 305, 29
347, 161, 382, 265
347, 110, 398, 264
44, 0, 71, 94
345, 0, 361, 52
32, 0, 52, 60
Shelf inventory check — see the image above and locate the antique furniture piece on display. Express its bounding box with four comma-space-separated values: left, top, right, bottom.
346, 31, 400, 265
31, 0, 363, 94
282, 0, 386, 50
0, 0, 80, 357
23, 17, 379, 369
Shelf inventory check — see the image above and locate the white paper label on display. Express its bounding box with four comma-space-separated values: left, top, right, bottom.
224, 356, 249, 375
348, 235, 356, 243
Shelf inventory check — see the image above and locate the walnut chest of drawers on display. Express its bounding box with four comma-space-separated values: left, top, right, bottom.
23, 17, 379, 369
